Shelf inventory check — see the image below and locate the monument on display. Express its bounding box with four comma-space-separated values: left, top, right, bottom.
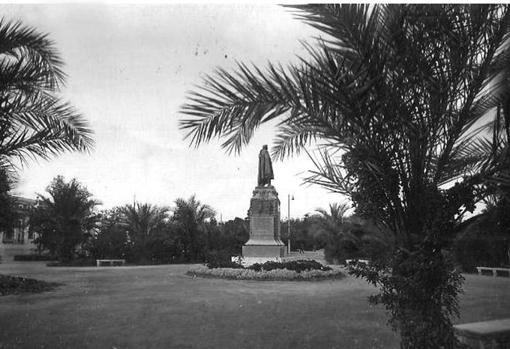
241, 145, 286, 265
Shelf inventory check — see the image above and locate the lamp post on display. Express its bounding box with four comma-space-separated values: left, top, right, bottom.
287, 194, 294, 255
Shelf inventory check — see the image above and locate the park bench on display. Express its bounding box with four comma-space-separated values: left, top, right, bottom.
96, 259, 126, 267
476, 267, 510, 277
454, 318, 510, 349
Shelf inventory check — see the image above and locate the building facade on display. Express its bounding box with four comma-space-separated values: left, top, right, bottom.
0, 196, 37, 245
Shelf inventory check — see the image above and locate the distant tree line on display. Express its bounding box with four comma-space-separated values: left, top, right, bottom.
28, 176, 250, 265
26, 175, 509, 270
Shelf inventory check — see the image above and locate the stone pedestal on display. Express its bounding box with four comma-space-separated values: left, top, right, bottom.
242, 186, 285, 265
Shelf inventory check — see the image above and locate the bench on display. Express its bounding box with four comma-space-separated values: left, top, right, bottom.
96, 259, 126, 267
476, 267, 510, 277
454, 318, 510, 349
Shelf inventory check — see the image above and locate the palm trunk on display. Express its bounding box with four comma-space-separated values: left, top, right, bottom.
390, 244, 463, 349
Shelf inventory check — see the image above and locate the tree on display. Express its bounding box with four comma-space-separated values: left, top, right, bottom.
121, 203, 169, 262
219, 217, 249, 254
30, 176, 98, 261
88, 208, 131, 260
315, 202, 350, 225
180, 5, 510, 348
312, 203, 391, 263
172, 195, 215, 262
0, 19, 93, 170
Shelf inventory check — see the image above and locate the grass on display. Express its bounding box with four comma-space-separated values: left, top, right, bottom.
0, 262, 509, 349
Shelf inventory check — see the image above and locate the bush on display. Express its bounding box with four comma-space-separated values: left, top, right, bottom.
207, 260, 244, 269
205, 250, 243, 269
47, 258, 96, 267
14, 254, 56, 261
248, 260, 331, 273
454, 237, 510, 272
187, 265, 344, 281
1, 274, 60, 296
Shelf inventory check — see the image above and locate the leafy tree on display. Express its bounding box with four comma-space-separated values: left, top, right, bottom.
219, 217, 249, 254
180, 5, 510, 348
88, 208, 131, 260
204, 217, 249, 264
323, 215, 393, 264
172, 195, 215, 262
143, 222, 187, 264
0, 19, 93, 169
281, 217, 321, 251
30, 176, 99, 261
121, 203, 169, 262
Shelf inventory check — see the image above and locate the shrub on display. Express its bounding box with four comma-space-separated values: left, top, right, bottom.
14, 254, 57, 261
454, 237, 510, 272
205, 250, 243, 269
453, 212, 510, 272
206, 259, 243, 269
248, 260, 331, 273
47, 258, 96, 267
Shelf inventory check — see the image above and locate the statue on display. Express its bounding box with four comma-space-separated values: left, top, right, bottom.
258, 145, 274, 186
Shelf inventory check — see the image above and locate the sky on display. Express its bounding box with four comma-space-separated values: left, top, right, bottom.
2, 3, 351, 220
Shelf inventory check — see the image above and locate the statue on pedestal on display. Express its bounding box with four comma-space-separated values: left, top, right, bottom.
258, 145, 274, 187
242, 144, 285, 265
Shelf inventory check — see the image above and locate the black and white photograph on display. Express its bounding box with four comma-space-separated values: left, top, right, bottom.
0, 2, 509, 348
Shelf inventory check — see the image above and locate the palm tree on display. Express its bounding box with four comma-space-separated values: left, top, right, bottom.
180, 5, 510, 347
172, 195, 215, 262
30, 176, 99, 261
314, 203, 389, 261
121, 203, 169, 261
315, 202, 350, 225
0, 19, 93, 169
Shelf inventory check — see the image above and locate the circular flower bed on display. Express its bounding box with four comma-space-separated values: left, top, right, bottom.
187, 260, 345, 281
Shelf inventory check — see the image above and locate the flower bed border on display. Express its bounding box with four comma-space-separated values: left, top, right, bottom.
186, 265, 345, 281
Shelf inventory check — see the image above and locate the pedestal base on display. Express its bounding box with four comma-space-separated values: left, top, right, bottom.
242, 244, 286, 258
241, 185, 285, 266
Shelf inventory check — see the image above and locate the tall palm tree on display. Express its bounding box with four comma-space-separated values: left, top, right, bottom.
314, 203, 388, 258
173, 195, 215, 225
315, 202, 350, 225
172, 195, 215, 261
30, 176, 98, 260
121, 203, 169, 260
0, 19, 93, 169
180, 5, 510, 348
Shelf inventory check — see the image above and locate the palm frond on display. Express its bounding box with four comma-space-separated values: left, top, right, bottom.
271, 121, 318, 161
0, 19, 93, 167
0, 94, 94, 166
180, 62, 297, 153
0, 19, 65, 89
303, 149, 354, 194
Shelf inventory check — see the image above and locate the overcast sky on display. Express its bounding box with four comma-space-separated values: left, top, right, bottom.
2, 3, 350, 220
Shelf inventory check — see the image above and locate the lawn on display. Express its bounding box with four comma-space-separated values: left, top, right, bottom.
0, 261, 509, 349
